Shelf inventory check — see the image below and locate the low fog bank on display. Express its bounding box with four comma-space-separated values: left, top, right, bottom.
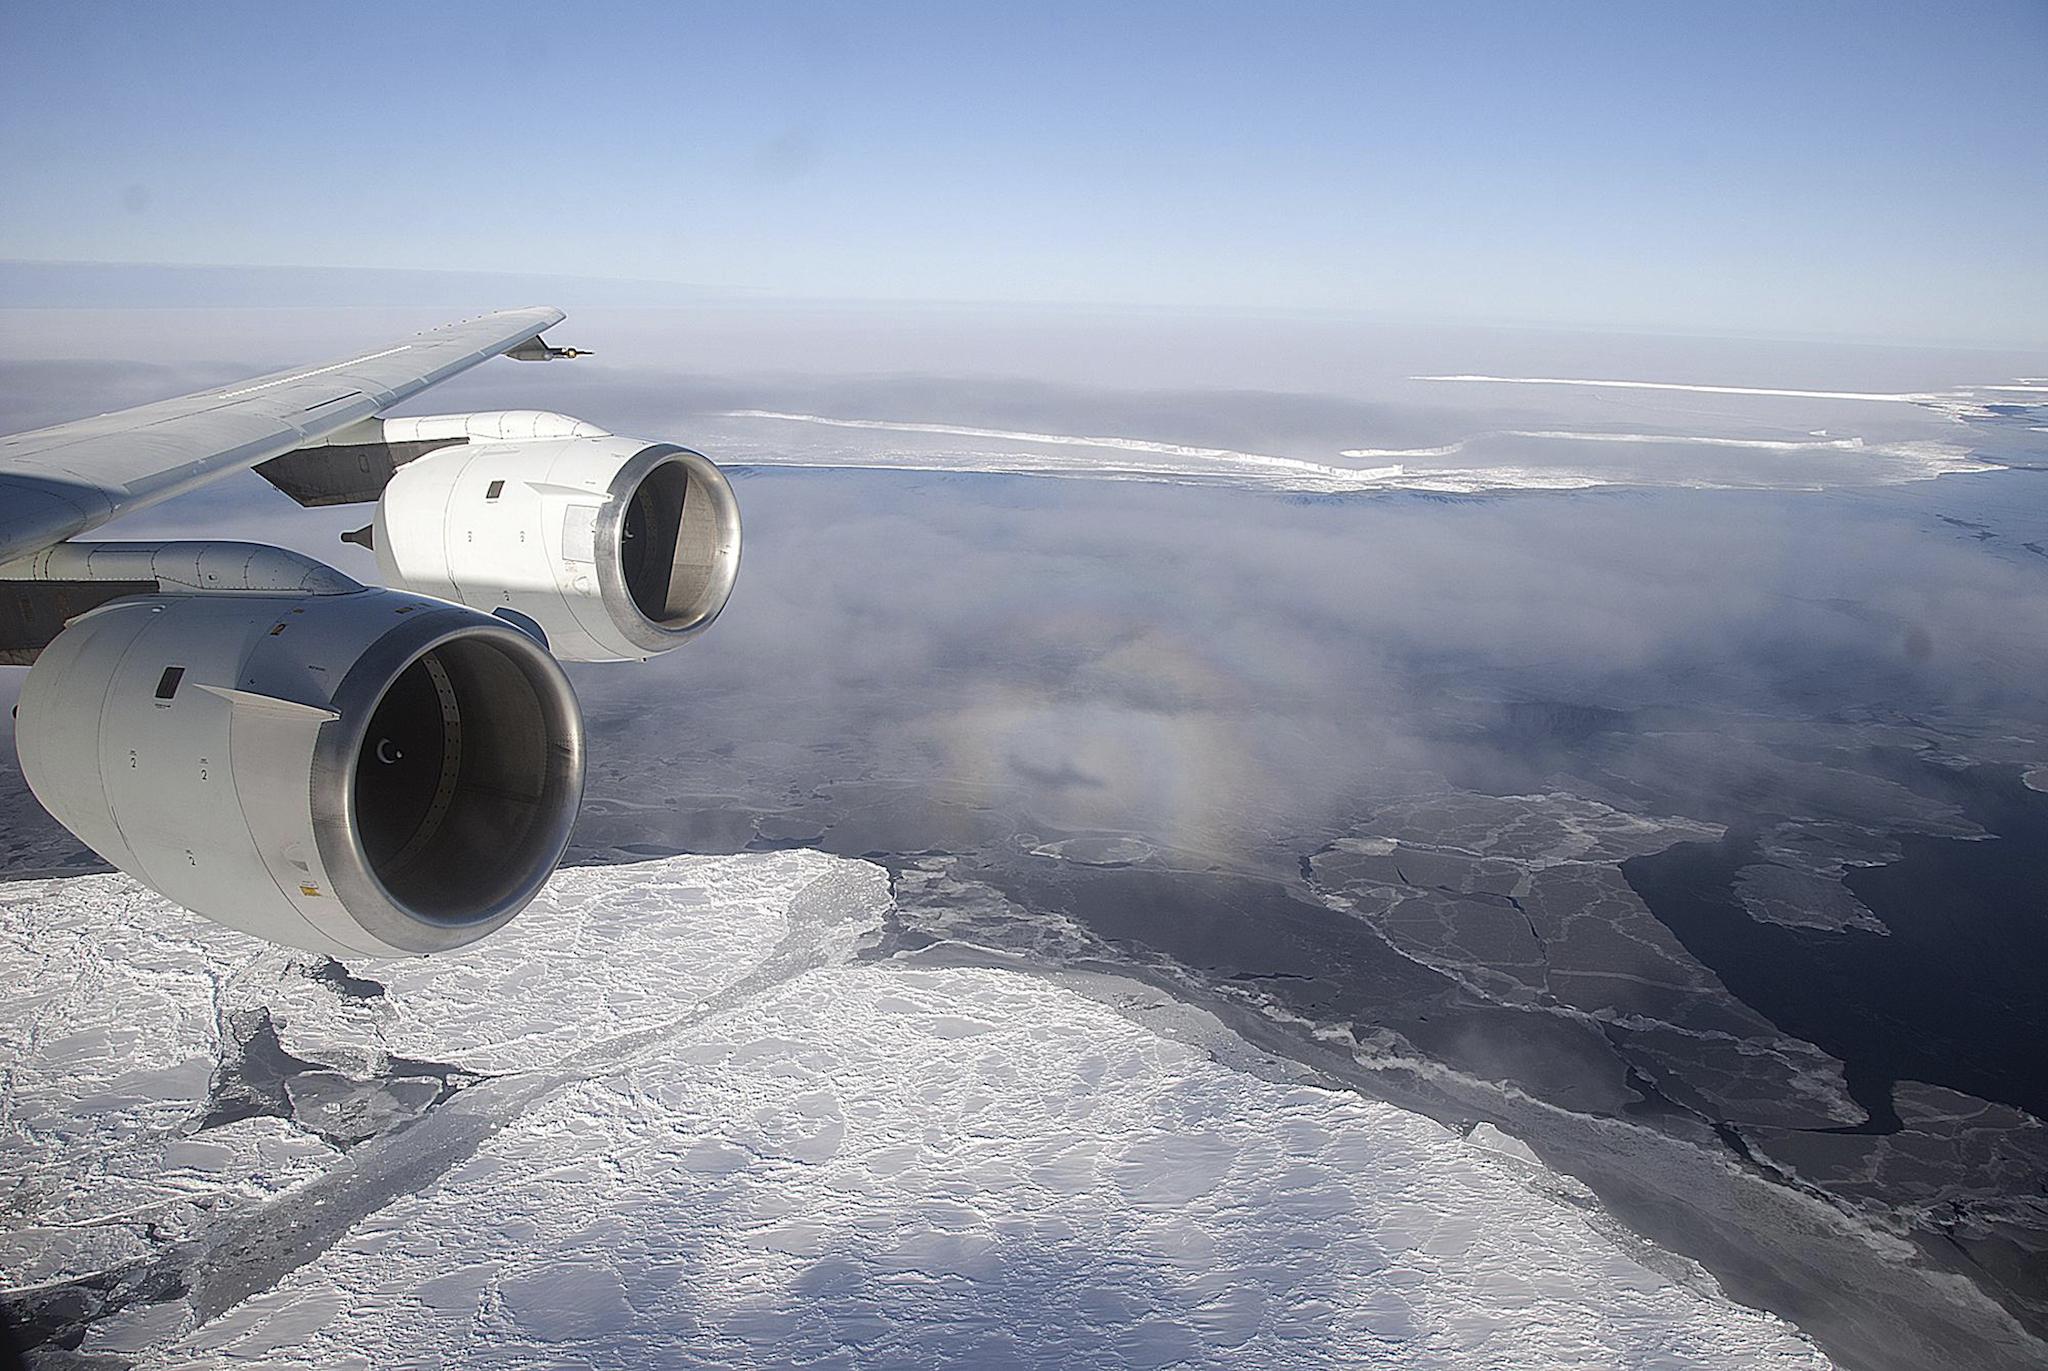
569, 466, 2048, 860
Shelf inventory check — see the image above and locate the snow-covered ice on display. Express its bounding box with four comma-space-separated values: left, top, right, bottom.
711, 394, 2003, 494
2, 853, 1836, 1367
1411, 375, 1932, 403
719, 409, 1407, 492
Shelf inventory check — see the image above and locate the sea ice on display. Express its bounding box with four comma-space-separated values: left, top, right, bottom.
1, 854, 1833, 1368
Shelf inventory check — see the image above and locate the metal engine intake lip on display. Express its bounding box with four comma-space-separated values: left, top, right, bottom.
593, 444, 743, 656
309, 605, 586, 954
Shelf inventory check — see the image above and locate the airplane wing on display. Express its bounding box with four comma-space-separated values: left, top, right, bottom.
0, 306, 564, 565
1, 305, 742, 959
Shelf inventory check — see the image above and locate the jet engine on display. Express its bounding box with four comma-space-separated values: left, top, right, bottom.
372, 437, 742, 662
2, 314, 742, 962
15, 585, 585, 956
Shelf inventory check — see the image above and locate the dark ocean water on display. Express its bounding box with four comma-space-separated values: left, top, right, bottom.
1624, 761, 2048, 1133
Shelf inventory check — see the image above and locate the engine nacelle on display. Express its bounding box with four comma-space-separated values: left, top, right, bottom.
372, 437, 741, 662
16, 590, 585, 956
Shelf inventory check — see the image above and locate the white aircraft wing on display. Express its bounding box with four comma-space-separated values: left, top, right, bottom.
0, 304, 743, 959
0, 305, 564, 564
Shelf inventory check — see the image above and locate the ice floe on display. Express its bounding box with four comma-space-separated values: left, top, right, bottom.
3, 854, 1836, 1367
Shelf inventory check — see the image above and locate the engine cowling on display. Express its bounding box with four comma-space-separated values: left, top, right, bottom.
372, 437, 741, 662
16, 589, 585, 956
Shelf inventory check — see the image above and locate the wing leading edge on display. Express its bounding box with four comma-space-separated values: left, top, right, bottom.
0, 306, 566, 565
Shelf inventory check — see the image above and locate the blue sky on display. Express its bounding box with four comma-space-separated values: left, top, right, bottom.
0, 2, 2042, 345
